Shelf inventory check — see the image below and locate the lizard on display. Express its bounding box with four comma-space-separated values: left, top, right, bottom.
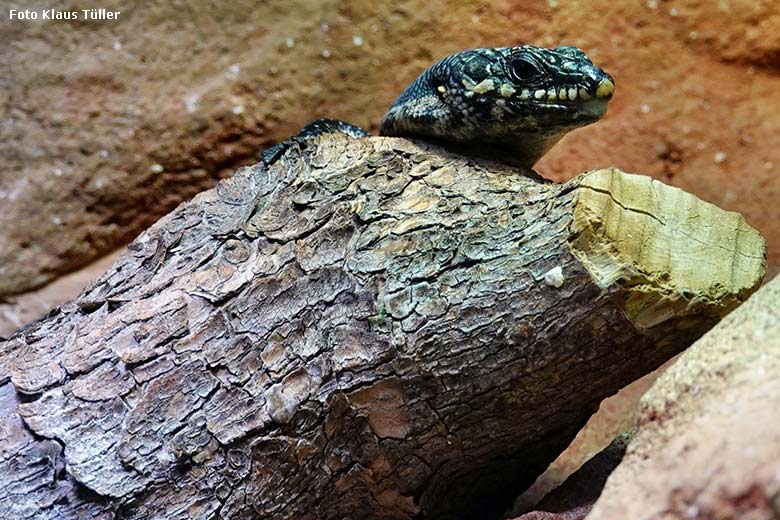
261, 44, 614, 170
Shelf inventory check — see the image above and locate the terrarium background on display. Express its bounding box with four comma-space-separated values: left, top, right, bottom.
1, 0, 778, 503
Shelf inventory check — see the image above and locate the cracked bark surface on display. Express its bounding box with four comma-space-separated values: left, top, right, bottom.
0, 135, 767, 520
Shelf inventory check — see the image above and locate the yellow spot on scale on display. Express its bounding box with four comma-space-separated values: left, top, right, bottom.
499, 83, 516, 98
473, 78, 496, 94
462, 77, 477, 90
596, 79, 615, 98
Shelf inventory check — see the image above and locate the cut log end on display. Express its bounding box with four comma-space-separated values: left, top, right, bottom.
570, 168, 766, 329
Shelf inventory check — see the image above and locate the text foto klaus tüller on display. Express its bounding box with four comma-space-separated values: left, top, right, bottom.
9, 9, 121, 21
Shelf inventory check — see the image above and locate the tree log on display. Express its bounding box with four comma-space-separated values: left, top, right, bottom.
0, 136, 766, 520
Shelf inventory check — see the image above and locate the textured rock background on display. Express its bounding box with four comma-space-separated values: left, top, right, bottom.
587, 275, 780, 519
1, 0, 778, 514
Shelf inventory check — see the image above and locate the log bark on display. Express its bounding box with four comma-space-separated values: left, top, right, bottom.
0, 135, 766, 520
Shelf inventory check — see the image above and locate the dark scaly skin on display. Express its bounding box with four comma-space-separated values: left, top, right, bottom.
263, 45, 614, 169
261, 119, 370, 164
380, 45, 614, 167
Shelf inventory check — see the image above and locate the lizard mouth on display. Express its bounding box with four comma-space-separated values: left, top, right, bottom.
541, 97, 610, 118
522, 77, 613, 120
520, 77, 614, 105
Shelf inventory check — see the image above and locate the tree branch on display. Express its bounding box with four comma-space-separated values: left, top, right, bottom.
0, 136, 766, 519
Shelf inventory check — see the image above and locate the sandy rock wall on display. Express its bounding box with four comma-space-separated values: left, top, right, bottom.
1, 0, 779, 300
587, 275, 780, 519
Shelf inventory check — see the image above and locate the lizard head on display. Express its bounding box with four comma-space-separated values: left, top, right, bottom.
380, 45, 615, 167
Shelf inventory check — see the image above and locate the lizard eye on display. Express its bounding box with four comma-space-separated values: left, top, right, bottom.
508, 58, 541, 82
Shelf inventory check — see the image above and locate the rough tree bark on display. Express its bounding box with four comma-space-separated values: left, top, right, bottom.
0, 135, 766, 520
